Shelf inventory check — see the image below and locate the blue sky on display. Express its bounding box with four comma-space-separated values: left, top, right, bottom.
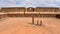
0, 0, 60, 7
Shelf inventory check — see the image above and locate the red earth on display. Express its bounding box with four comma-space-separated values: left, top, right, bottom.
0, 17, 60, 34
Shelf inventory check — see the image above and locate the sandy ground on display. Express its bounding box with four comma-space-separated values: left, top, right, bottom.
0, 17, 60, 34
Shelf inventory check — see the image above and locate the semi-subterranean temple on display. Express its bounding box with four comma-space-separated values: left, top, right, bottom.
0, 7, 60, 18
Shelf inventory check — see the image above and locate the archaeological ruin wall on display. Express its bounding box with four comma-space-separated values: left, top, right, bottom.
36, 7, 59, 12
0, 7, 60, 18
0, 7, 26, 12
0, 7, 60, 12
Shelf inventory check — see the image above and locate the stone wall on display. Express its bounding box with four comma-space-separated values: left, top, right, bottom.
0, 7, 60, 18
0, 7, 26, 12
36, 7, 59, 12
0, 7, 59, 12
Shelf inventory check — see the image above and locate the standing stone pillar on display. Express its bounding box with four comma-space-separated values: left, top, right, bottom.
39, 20, 42, 26
36, 20, 39, 25
32, 15, 34, 24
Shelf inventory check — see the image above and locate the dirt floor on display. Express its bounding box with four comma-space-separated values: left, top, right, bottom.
0, 17, 60, 34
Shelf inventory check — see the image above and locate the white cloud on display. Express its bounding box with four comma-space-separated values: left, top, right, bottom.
19, 0, 60, 7
0, 0, 60, 7
0, 0, 16, 7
